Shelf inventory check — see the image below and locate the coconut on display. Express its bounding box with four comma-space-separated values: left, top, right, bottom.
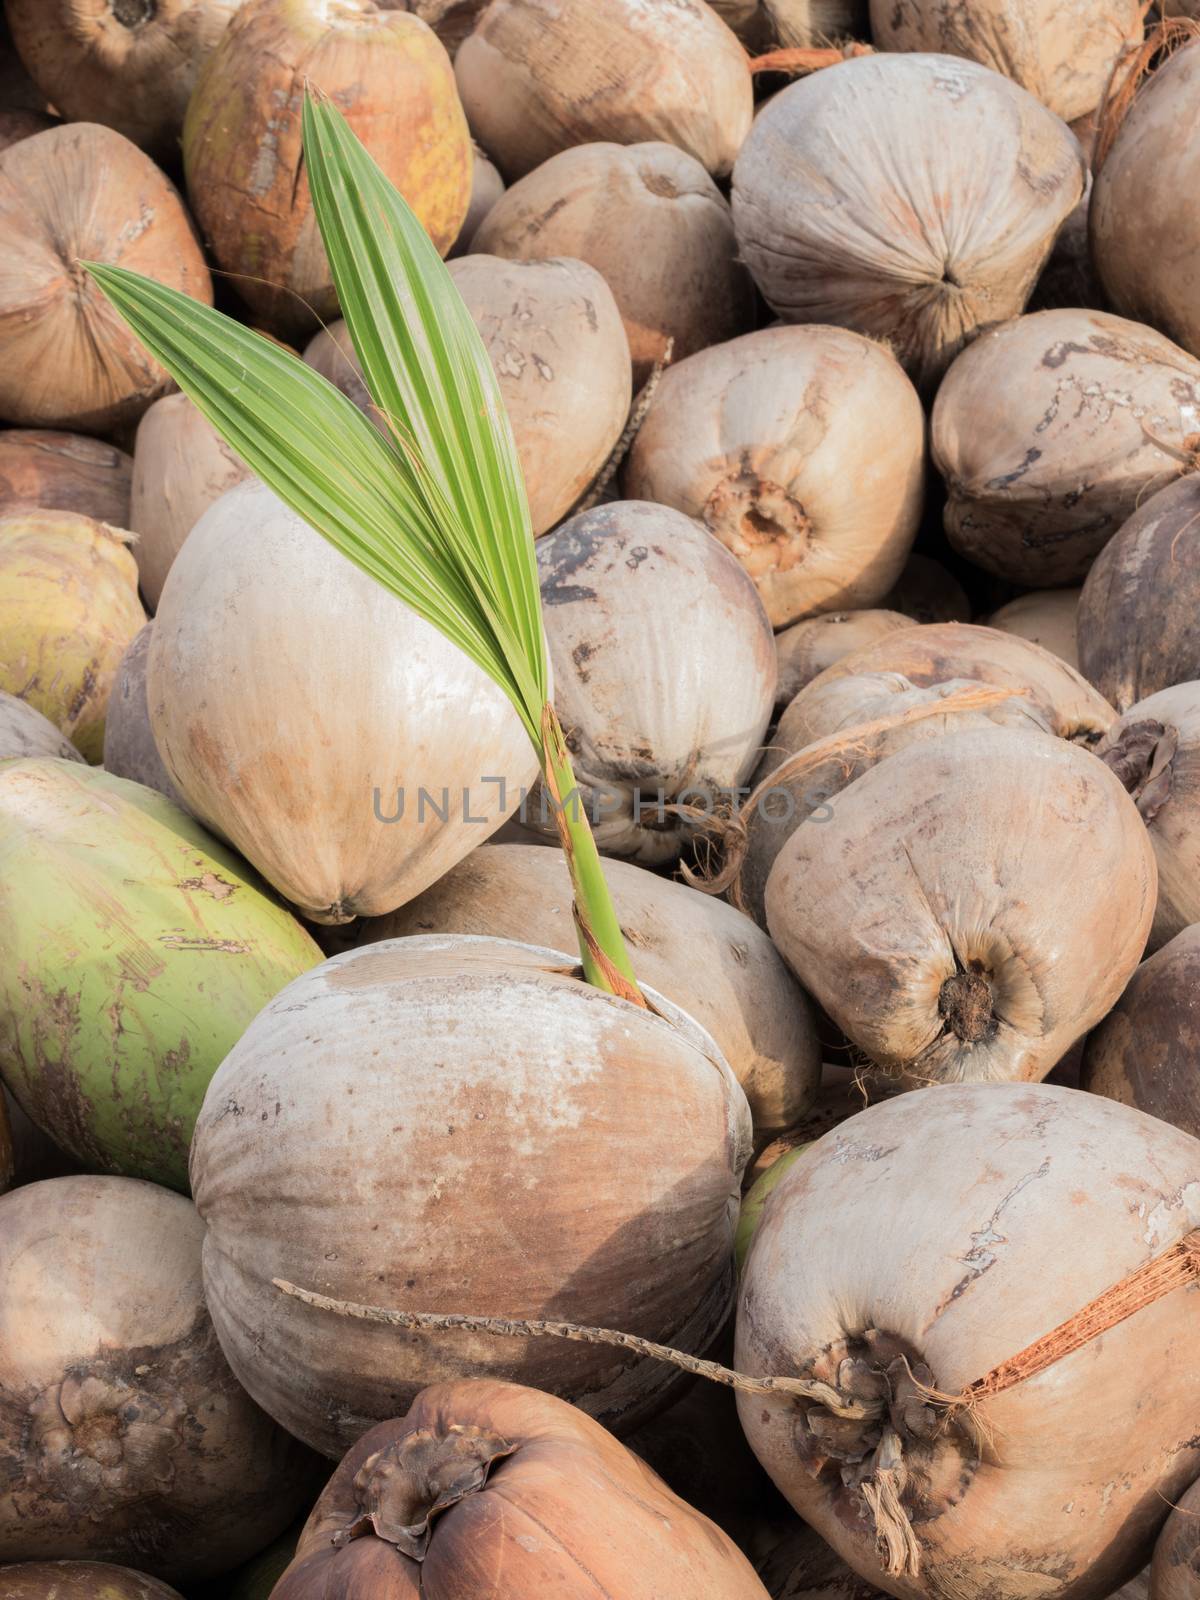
190, 933, 752, 1456
1078, 478, 1200, 711
624, 327, 925, 627
738, 1083, 1200, 1600
454, 0, 753, 182
0, 109, 54, 155
0, 511, 145, 761
530, 501, 776, 864
0, 1176, 317, 1576
4, 0, 244, 159
270, 1381, 771, 1598
356, 841, 821, 1136
0, 691, 82, 763
881, 552, 971, 624
471, 140, 754, 387
0, 429, 132, 525
129, 393, 251, 610
774, 613, 916, 711
732, 55, 1085, 392
0, 124, 211, 433
1151, 1473, 1200, 1600
764, 725, 1155, 1085
448, 142, 504, 256
0, 1566, 183, 1599
1160, 0, 1200, 12
0, 759, 322, 1188
986, 588, 1080, 667
1092, 43, 1200, 361
102, 624, 188, 809
147, 479, 538, 921
868, 0, 1143, 121
736, 1143, 809, 1273
301, 319, 374, 418
932, 309, 1200, 585
183, 0, 471, 338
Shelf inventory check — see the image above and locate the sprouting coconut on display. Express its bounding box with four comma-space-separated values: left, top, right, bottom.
774, 612, 915, 711
986, 588, 1080, 667
0, 430, 132, 525
102, 624, 188, 810
0, 692, 82, 763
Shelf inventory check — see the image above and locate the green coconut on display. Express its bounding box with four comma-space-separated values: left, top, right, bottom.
734, 1143, 809, 1273
0, 759, 322, 1190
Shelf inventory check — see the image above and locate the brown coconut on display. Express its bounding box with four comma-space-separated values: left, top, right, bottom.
356, 841, 821, 1136
454, 0, 753, 182
0, 690, 83, 763
1078, 477, 1200, 710
1092, 42, 1200, 362
4, 0, 245, 159
0, 123, 211, 433
471, 140, 754, 387
0, 1176, 316, 1578
183, 0, 472, 338
765, 724, 1155, 1084
986, 588, 1080, 667
881, 552, 971, 624
625, 326, 926, 627
774, 612, 916, 711
1150, 1472, 1200, 1600
932, 309, 1200, 586
732, 55, 1085, 392
448, 142, 504, 256
0, 1565, 183, 1599
129, 391, 251, 609
102, 623, 188, 811
0, 430, 132, 525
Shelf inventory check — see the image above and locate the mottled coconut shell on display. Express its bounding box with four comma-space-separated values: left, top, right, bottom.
625, 326, 925, 627
454, 0, 753, 181
448, 143, 504, 256
986, 588, 1080, 667
0, 124, 212, 432
0, 430, 132, 525
1150, 1470, 1200, 1600
0, 690, 83, 763
102, 624, 188, 810
732, 55, 1085, 392
737, 1084, 1200, 1600
765, 725, 1155, 1084
1078, 478, 1200, 711
190, 934, 752, 1457
774, 612, 915, 710
183, 0, 472, 337
881, 552, 971, 624
1092, 42, 1200, 362
932, 309, 1200, 585
0, 1176, 316, 1579
0, 1564, 183, 1599
471, 140, 754, 386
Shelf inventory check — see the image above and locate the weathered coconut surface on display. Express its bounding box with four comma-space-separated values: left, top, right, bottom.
1078, 478, 1200, 712
0, 123, 212, 433
471, 140, 754, 386
191, 934, 752, 1457
102, 624, 188, 811
0, 430, 132, 525
765, 725, 1155, 1084
732, 55, 1085, 391
0, 691, 82, 763
358, 841, 821, 1135
1093, 43, 1200, 362
448, 142, 504, 255
774, 612, 915, 710
0, 1176, 317, 1579
625, 326, 925, 627
737, 1083, 1200, 1600
0, 1563, 184, 1599
881, 553, 971, 624
1151, 1473, 1200, 1600
986, 588, 1080, 668
932, 310, 1200, 586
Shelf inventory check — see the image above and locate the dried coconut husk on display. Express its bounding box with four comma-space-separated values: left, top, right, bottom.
454, 0, 754, 182
773, 611, 915, 710
1077, 477, 1200, 710
471, 140, 754, 388
880, 552, 971, 624
0, 123, 211, 433
986, 588, 1080, 668
0, 691, 83, 763
447, 143, 504, 256
0, 1564, 183, 1599
932, 309, 1200, 585
102, 624, 188, 811
764, 724, 1155, 1085
0, 109, 55, 156
731, 54, 1085, 393
0, 430, 131, 525
1150, 1472, 1200, 1600
624, 326, 925, 627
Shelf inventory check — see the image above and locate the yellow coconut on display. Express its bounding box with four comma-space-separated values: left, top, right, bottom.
0, 511, 145, 760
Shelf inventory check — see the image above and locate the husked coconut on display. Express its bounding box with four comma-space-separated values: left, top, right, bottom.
190, 934, 752, 1455
0, 691, 82, 763
1151, 1472, 1200, 1600
986, 588, 1080, 667
1092, 43, 1200, 361
774, 612, 915, 710
625, 326, 925, 626
868, 0, 1143, 122
129, 392, 251, 609
302, 319, 374, 418
448, 142, 504, 256
1078, 478, 1200, 710
102, 624, 188, 810
183, 0, 472, 338
0, 1565, 183, 1599
0, 124, 212, 432
0, 1176, 316, 1578
0, 430, 132, 524
764, 725, 1155, 1084
358, 841, 821, 1134
531, 501, 776, 863
0, 511, 145, 760
932, 310, 1200, 585
732, 55, 1085, 391
881, 552, 971, 623
471, 140, 754, 386
737, 1084, 1200, 1600
147, 479, 538, 921
454, 0, 753, 181
5, 0, 245, 159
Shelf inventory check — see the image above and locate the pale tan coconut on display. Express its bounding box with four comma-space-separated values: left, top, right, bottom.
0, 124, 212, 432
0, 690, 83, 763
129, 391, 251, 609
732, 55, 1085, 391
773, 611, 914, 710
102, 624, 188, 811
471, 140, 754, 386
0, 430, 131, 524
454, 0, 753, 181
986, 588, 1080, 667
933, 309, 1200, 585
448, 143, 504, 256
881, 552, 971, 624
625, 326, 925, 627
